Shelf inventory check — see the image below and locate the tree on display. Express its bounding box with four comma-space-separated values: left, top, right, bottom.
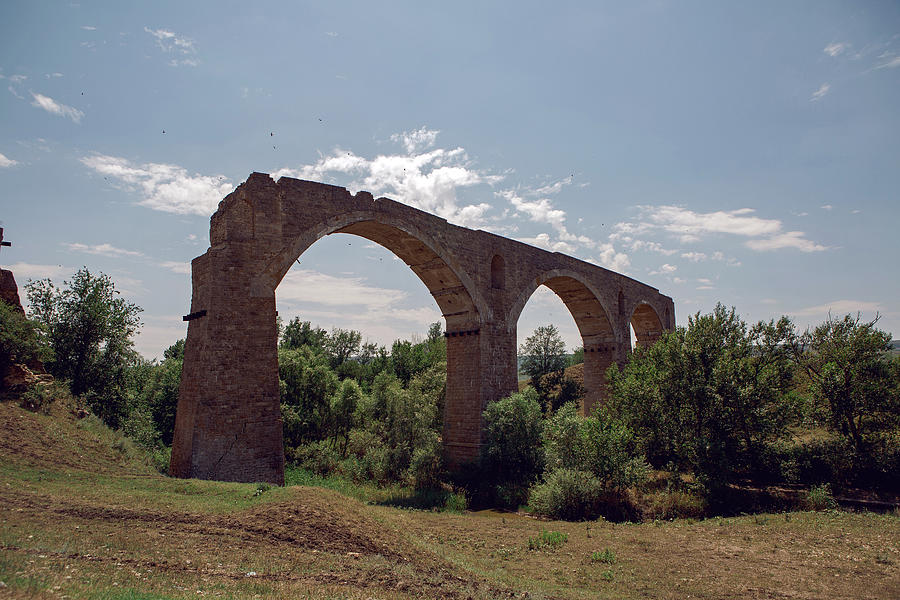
278, 346, 339, 446
607, 304, 798, 493
144, 339, 184, 446
390, 339, 429, 385
325, 327, 362, 368
519, 324, 575, 411
792, 314, 899, 452
519, 325, 567, 385
280, 317, 327, 352
480, 388, 545, 488
25, 268, 142, 427
331, 378, 363, 455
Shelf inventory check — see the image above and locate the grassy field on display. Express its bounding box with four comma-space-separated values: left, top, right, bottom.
1, 400, 898, 599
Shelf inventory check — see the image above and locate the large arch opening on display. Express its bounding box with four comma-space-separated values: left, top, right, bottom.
630, 302, 664, 349
511, 272, 616, 416
267, 217, 485, 467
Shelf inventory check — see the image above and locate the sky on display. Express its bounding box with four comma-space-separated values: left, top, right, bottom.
1, 1, 899, 359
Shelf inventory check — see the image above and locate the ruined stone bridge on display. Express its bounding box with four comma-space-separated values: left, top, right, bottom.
170, 173, 674, 484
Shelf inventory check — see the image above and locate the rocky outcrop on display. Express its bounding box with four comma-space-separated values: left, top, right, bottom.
0, 267, 49, 397
0, 269, 24, 315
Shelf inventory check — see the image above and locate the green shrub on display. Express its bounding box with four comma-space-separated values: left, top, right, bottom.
606, 305, 798, 494
529, 468, 605, 521
0, 299, 50, 372
481, 388, 544, 487
147, 446, 171, 475
121, 402, 162, 449
291, 440, 340, 476
638, 488, 708, 521
544, 402, 649, 489
590, 548, 617, 564
19, 382, 59, 414
577, 411, 649, 490
444, 491, 467, 513
527, 529, 568, 551
804, 483, 837, 511
408, 432, 443, 490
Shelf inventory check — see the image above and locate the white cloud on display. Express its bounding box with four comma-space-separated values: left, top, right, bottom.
81, 25, 96, 31
630, 205, 781, 238
30, 92, 83, 123
278, 269, 407, 309
273, 128, 503, 227
390, 126, 439, 154
80, 153, 233, 216
589, 242, 630, 273
0, 153, 18, 168
498, 180, 597, 254
630, 240, 676, 255
820, 204, 833, 211
133, 314, 187, 360
810, 83, 831, 101
681, 251, 707, 262
824, 42, 849, 57
275, 268, 443, 346
503, 191, 567, 231
4, 262, 75, 281
158, 261, 191, 274
648, 263, 677, 276
516, 232, 575, 253
618, 205, 824, 254
790, 300, 883, 318
65, 242, 144, 258
745, 231, 827, 252
144, 27, 198, 67
874, 54, 900, 70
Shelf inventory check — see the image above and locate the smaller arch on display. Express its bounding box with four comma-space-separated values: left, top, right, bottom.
510, 269, 618, 416
631, 302, 664, 348
490, 254, 505, 290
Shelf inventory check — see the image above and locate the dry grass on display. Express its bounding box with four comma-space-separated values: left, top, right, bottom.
1, 398, 898, 599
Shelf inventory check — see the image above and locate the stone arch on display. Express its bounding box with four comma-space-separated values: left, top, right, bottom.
630, 301, 664, 348
257, 214, 488, 467
254, 212, 485, 331
509, 269, 617, 415
490, 254, 505, 290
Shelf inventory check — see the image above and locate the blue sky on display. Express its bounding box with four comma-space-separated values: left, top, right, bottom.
2, 1, 898, 359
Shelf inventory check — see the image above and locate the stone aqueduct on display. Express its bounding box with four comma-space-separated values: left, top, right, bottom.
170, 173, 675, 484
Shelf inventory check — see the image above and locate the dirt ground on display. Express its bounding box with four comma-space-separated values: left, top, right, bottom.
1, 399, 898, 599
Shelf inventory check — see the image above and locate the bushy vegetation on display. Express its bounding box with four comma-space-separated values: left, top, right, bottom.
606, 305, 800, 495
6, 265, 899, 520
278, 316, 448, 492
0, 298, 51, 377
25, 268, 142, 428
